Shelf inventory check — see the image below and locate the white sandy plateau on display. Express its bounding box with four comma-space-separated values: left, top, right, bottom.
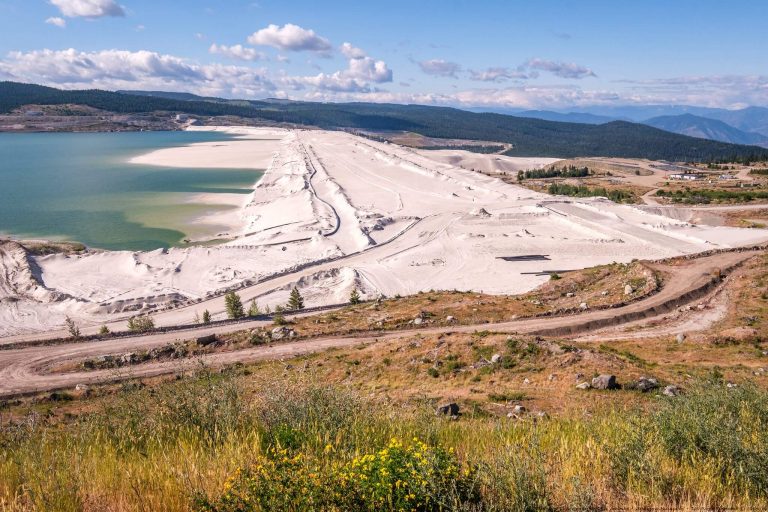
2, 126, 768, 337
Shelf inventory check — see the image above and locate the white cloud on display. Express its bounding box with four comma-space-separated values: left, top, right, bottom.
346, 56, 392, 83
209, 44, 266, 62
418, 59, 461, 78
526, 58, 596, 79
276, 54, 290, 63
50, 0, 125, 18
282, 42, 392, 92
45, 16, 67, 27
247, 23, 331, 53
0, 48, 275, 98
469, 67, 529, 82
340, 42, 366, 59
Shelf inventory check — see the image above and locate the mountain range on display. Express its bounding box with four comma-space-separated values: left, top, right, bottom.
2, 81, 768, 161
477, 105, 768, 147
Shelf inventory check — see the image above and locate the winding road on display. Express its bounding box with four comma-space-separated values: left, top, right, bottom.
0, 250, 756, 398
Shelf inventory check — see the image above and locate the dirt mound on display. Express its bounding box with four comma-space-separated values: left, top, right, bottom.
0, 241, 67, 303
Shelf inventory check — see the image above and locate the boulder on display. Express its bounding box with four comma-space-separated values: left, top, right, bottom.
75, 384, 89, 392
636, 377, 659, 393
566, 292, 575, 298
271, 326, 291, 340
413, 317, 423, 325
436, 402, 460, 418
490, 353, 502, 364
575, 382, 591, 390
512, 405, 526, 414
676, 333, 686, 344
579, 302, 589, 310
624, 284, 634, 295
196, 334, 217, 346
445, 315, 455, 322
591, 374, 619, 390
662, 385, 680, 397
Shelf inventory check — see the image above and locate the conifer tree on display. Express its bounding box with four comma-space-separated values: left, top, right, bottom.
224, 291, 245, 319
287, 287, 304, 311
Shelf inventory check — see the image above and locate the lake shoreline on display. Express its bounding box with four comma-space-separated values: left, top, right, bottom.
0, 129, 273, 251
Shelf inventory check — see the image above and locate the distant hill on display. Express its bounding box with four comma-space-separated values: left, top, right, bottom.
702, 107, 768, 138
644, 114, 768, 147
2, 81, 768, 161
514, 110, 617, 125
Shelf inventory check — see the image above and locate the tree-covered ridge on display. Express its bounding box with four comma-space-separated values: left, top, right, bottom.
3, 81, 768, 161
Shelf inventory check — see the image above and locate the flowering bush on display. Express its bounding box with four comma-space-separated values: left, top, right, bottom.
195, 438, 476, 511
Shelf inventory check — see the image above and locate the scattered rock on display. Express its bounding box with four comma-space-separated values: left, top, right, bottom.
270, 326, 295, 340
636, 377, 659, 393
548, 374, 557, 382
575, 373, 585, 381
445, 315, 455, 322
726, 382, 737, 389
663, 385, 680, 397
523, 378, 531, 385
624, 284, 634, 295
436, 402, 460, 418
601, 290, 609, 296
490, 353, 502, 364
566, 292, 575, 298
413, 317, 423, 325
75, 384, 88, 392
512, 405, 526, 414
579, 302, 589, 310
473, 358, 491, 369
575, 382, 591, 390
676, 333, 686, 344
591, 374, 619, 390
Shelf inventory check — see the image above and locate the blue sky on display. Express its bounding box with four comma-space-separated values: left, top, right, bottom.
0, 0, 766, 109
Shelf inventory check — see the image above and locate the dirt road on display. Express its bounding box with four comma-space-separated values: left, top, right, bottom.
0, 250, 755, 398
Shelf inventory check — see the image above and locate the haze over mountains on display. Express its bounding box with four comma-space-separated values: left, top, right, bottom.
476, 105, 768, 147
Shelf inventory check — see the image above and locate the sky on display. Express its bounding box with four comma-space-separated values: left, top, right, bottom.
0, 0, 767, 110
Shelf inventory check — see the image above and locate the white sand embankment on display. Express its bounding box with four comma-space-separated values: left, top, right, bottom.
3, 126, 768, 337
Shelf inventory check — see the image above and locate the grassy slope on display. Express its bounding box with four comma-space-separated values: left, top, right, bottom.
2, 255, 768, 510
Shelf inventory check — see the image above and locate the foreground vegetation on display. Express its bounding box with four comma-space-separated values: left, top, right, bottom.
1, 368, 767, 511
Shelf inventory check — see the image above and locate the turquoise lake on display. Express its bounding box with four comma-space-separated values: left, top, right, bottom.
0, 131, 264, 251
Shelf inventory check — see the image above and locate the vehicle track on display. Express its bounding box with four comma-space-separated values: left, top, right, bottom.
0, 250, 757, 398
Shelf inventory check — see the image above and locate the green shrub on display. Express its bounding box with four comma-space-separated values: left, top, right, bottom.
196, 438, 477, 512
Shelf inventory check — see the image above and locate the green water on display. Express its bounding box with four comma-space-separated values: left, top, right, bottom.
0, 131, 264, 251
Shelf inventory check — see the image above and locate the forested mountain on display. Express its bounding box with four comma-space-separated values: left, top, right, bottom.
513, 110, 618, 125
3, 81, 768, 161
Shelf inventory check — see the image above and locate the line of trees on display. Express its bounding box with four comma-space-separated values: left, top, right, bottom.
547, 183, 635, 203
518, 165, 591, 181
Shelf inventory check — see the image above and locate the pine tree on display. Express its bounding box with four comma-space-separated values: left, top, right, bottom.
224, 291, 245, 319
349, 288, 361, 305
247, 299, 261, 317
202, 310, 211, 324
287, 287, 304, 311
99, 325, 110, 335
65, 316, 80, 339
